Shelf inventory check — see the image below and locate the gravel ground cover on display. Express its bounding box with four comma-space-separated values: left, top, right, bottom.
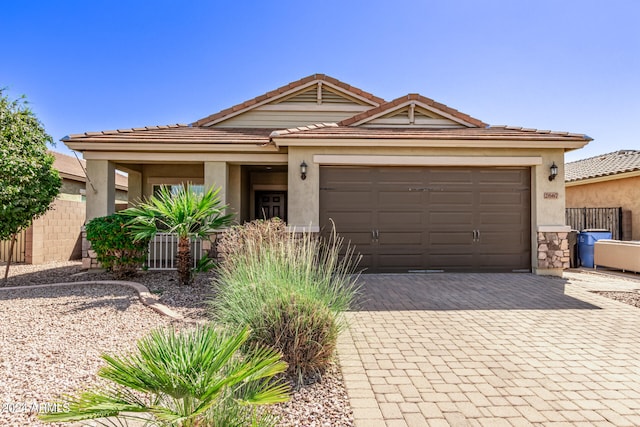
594, 290, 640, 309
0, 261, 354, 427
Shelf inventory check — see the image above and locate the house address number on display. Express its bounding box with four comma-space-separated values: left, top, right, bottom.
544, 192, 559, 199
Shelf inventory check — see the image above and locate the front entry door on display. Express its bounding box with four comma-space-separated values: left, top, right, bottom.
255, 191, 287, 222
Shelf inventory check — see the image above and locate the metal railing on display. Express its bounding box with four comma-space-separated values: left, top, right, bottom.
146, 233, 206, 270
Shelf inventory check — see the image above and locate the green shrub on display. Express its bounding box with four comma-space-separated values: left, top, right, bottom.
39, 325, 289, 427
85, 214, 149, 278
210, 219, 360, 383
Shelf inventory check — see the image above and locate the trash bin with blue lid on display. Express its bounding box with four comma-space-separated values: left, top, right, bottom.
578, 229, 612, 268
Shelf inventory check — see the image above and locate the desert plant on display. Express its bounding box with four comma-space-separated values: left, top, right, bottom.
0, 89, 61, 280
85, 214, 149, 278
210, 219, 360, 382
121, 184, 234, 286
216, 217, 287, 262
39, 325, 289, 426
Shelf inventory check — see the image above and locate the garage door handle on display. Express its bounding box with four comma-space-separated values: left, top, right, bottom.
472, 230, 477, 241
375, 230, 380, 241
372, 230, 376, 241
477, 230, 480, 242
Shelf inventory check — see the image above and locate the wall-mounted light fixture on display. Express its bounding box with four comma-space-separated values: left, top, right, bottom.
548, 162, 558, 181
300, 161, 308, 180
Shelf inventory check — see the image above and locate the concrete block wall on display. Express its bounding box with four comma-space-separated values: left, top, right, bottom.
26, 199, 85, 264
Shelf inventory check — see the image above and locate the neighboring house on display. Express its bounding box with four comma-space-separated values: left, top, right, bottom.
0, 151, 128, 264
52, 150, 129, 205
566, 150, 640, 240
63, 74, 590, 275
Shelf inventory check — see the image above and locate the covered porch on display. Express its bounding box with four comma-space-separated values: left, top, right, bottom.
85, 159, 289, 225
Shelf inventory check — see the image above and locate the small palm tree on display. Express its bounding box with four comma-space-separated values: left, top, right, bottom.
122, 184, 234, 285
39, 325, 289, 427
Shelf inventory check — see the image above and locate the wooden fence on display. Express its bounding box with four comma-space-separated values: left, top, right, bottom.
0, 229, 28, 263
565, 207, 623, 240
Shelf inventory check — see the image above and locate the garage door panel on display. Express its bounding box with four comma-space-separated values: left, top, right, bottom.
429, 212, 474, 225
429, 191, 474, 205
429, 253, 474, 268
477, 230, 527, 244
378, 254, 424, 270
322, 191, 373, 207
429, 169, 474, 184
479, 212, 526, 225
378, 191, 422, 206
321, 167, 373, 185
478, 169, 528, 184
336, 231, 375, 246
378, 231, 424, 245
479, 192, 525, 205
379, 211, 423, 226
377, 167, 423, 184
324, 212, 374, 227
429, 231, 473, 245
477, 253, 529, 270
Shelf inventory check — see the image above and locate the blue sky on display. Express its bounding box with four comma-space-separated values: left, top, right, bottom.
1, 0, 638, 162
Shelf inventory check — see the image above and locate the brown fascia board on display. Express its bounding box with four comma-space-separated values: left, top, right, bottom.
339, 94, 488, 128
191, 74, 386, 127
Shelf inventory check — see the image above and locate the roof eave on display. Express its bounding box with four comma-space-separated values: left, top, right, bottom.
273, 137, 589, 149
64, 141, 279, 153
566, 169, 640, 186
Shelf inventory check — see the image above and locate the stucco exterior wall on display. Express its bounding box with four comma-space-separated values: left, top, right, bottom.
286, 145, 566, 228
566, 175, 640, 240
142, 163, 204, 197
60, 178, 85, 198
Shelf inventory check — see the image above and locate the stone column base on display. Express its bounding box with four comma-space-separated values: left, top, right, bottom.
536, 225, 570, 276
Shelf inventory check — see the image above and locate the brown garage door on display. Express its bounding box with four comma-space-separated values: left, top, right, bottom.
320, 166, 531, 273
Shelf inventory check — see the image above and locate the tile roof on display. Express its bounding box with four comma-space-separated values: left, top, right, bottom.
338, 94, 488, 128
191, 74, 386, 127
63, 126, 273, 145
270, 124, 591, 141
50, 150, 128, 189
565, 150, 640, 182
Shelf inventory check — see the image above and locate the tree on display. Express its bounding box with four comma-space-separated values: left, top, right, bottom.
0, 90, 61, 280
121, 184, 234, 285
39, 325, 289, 426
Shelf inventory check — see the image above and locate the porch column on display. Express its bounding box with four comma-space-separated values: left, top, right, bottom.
532, 149, 568, 276
127, 170, 143, 206
287, 147, 319, 231
204, 161, 228, 205
227, 164, 241, 218
85, 159, 115, 221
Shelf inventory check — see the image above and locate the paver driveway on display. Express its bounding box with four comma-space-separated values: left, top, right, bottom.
337, 272, 640, 426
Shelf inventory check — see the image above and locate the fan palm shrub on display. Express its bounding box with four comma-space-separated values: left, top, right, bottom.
39, 325, 289, 426
122, 184, 234, 286
211, 219, 361, 383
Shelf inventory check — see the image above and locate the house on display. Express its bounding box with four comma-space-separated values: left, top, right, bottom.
52, 150, 129, 205
566, 150, 640, 240
63, 74, 590, 275
0, 151, 128, 264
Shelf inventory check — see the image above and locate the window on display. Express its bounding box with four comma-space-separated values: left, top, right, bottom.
152, 184, 205, 197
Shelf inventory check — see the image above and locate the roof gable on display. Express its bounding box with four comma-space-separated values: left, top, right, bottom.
339, 94, 487, 128
565, 150, 640, 182
193, 74, 384, 128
